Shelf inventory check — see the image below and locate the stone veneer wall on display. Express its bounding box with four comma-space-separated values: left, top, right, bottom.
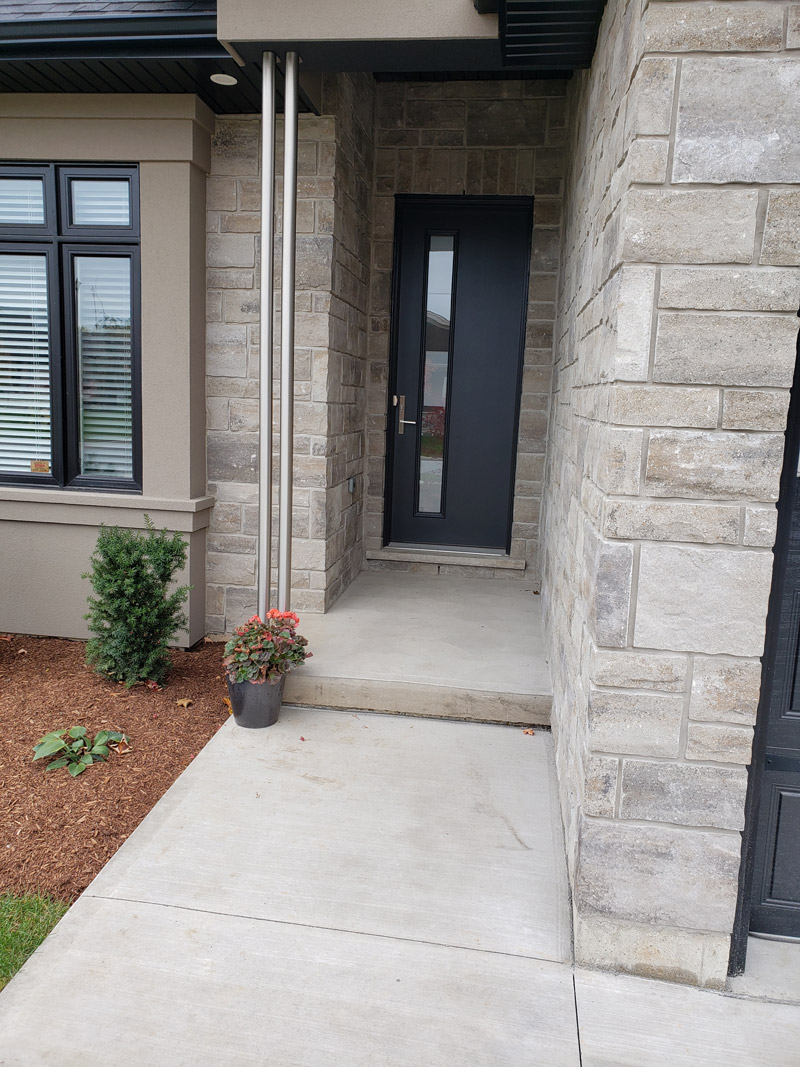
542, 0, 800, 987
365, 78, 568, 578
204, 74, 374, 630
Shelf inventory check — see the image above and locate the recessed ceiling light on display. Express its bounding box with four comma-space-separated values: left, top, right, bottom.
211, 73, 238, 86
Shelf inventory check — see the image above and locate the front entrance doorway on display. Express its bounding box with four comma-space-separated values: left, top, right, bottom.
384, 196, 532, 551
747, 330, 800, 942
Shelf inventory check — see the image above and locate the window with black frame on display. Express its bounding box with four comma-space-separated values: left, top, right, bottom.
0, 164, 141, 491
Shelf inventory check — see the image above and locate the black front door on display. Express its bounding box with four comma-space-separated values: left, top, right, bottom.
385, 196, 532, 550
750, 331, 800, 939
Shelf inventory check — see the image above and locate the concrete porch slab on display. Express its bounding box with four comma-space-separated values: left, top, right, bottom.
284, 571, 552, 725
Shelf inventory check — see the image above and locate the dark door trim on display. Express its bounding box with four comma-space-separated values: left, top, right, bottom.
382, 193, 533, 550
729, 321, 800, 976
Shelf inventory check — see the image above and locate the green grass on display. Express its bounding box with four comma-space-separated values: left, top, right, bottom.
0, 892, 70, 991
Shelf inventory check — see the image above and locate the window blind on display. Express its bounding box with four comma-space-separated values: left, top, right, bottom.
75, 256, 133, 479
0, 254, 52, 474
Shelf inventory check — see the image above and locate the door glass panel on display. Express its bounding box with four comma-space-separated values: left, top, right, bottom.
418, 234, 454, 514
71, 180, 131, 227
74, 256, 133, 478
0, 254, 51, 473
0, 178, 45, 225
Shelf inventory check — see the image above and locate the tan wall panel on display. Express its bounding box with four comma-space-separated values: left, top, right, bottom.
0, 521, 206, 646
0, 94, 212, 640
218, 0, 497, 42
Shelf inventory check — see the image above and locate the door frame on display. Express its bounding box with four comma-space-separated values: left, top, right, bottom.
729, 324, 800, 976
381, 193, 533, 551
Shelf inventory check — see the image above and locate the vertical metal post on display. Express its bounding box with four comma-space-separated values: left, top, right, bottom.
257, 51, 276, 618
278, 50, 299, 611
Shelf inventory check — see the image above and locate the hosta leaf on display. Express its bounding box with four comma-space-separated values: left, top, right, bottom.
68, 762, 86, 777
91, 744, 109, 758
36, 730, 64, 745
94, 731, 110, 746
68, 726, 87, 738
45, 758, 69, 771
71, 740, 84, 752
33, 738, 67, 760
80, 753, 93, 765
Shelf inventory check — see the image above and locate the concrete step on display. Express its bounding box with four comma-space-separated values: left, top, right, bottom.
284, 570, 552, 726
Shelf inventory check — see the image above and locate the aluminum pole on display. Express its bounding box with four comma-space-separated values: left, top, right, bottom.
278, 51, 299, 611
257, 51, 276, 618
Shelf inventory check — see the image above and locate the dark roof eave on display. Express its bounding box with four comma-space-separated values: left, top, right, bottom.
0, 13, 223, 62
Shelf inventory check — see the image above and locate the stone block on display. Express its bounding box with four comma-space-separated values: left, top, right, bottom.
591, 649, 687, 692
205, 395, 229, 431
675, 58, 800, 184
635, 545, 773, 656
604, 500, 739, 545
612, 385, 718, 428
584, 524, 634, 648
465, 99, 547, 147
207, 432, 258, 484
583, 756, 618, 818
208, 502, 241, 534
761, 190, 800, 266
223, 585, 258, 626
405, 99, 465, 130
206, 552, 255, 586
229, 399, 259, 433
296, 235, 334, 289
597, 427, 642, 495
588, 689, 683, 757
626, 58, 677, 137
646, 3, 782, 53
615, 267, 656, 381
645, 431, 782, 502
622, 189, 757, 264
743, 506, 778, 548
207, 177, 237, 211
722, 389, 788, 432
620, 760, 747, 830
211, 118, 260, 175
686, 722, 754, 765
654, 312, 797, 388
206, 323, 247, 378
574, 914, 731, 989
689, 657, 763, 725
207, 233, 256, 269
575, 817, 742, 932
627, 138, 669, 184
659, 267, 800, 313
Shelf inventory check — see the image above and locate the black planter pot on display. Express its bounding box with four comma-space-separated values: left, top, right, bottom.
226, 675, 285, 729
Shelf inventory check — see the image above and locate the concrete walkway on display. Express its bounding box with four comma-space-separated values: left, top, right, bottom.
1, 708, 799, 1066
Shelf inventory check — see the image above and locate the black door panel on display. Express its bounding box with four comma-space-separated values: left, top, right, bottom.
385, 197, 532, 550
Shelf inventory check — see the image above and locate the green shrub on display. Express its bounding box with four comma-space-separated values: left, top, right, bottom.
83, 516, 190, 687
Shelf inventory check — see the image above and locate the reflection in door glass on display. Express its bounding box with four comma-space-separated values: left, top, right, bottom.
419, 235, 454, 513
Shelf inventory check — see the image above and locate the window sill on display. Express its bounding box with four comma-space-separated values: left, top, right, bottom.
0, 488, 215, 532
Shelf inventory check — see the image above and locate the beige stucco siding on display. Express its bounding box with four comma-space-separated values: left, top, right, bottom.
0, 95, 212, 645
217, 0, 497, 43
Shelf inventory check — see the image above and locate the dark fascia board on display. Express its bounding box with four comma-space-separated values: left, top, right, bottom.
474, 0, 500, 11
0, 13, 225, 61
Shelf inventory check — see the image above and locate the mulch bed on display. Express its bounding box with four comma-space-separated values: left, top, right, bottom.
0, 635, 229, 900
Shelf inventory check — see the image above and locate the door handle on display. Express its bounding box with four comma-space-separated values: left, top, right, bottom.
395, 395, 416, 436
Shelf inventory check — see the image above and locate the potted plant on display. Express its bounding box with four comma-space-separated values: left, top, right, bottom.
222, 610, 311, 728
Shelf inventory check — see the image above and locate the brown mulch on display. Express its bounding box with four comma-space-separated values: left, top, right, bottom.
0, 635, 230, 901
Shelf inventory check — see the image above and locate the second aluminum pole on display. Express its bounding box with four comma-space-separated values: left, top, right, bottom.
278, 51, 299, 612
257, 51, 276, 618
